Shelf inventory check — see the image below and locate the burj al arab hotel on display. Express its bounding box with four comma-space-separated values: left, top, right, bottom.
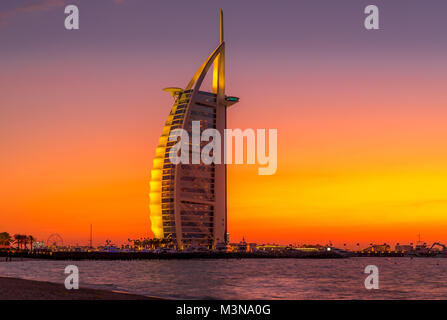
149, 10, 239, 249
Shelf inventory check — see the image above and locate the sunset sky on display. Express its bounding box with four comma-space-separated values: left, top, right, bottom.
1, 0, 447, 248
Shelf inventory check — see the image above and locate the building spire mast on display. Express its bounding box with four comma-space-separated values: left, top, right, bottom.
212, 9, 225, 95
220, 8, 224, 43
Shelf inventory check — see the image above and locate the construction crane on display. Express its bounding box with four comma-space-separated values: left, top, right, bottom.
429, 242, 446, 252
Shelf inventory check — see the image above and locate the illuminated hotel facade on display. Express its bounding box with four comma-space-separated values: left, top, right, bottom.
149, 10, 239, 249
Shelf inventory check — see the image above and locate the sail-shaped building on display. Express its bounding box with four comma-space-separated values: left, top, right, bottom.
149, 10, 239, 249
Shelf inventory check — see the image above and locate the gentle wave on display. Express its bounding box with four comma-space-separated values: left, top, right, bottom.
0, 257, 446, 299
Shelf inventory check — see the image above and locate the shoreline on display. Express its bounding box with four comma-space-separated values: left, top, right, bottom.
0, 251, 352, 260
1, 250, 443, 261
0, 276, 161, 300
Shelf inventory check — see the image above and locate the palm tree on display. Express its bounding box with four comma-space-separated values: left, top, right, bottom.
12, 234, 32, 251
0, 232, 12, 247
14, 234, 23, 250
141, 238, 150, 249
133, 239, 141, 250
28, 235, 35, 252
148, 238, 155, 249
23, 236, 28, 250
0, 233, 8, 245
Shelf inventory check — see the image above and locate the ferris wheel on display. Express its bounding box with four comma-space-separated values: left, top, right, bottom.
47, 234, 64, 247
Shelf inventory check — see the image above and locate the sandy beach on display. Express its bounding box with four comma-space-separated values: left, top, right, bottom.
0, 277, 157, 300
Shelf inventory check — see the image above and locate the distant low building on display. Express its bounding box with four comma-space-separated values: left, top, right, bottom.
395, 244, 413, 252
248, 243, 257, 253
295, 246, 320, 252
256, 244, 288, 252
32, 241, 45, 250
362, 244, 391, 253
237, 238, 248, 252
215, 242, 230, 253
